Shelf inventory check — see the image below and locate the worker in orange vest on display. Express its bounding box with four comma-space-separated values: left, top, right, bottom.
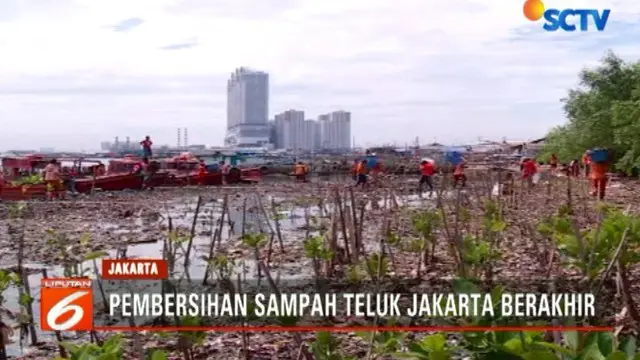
350, 159, 358, 181
355, 159, 368, 187
419, 160, 435, 194
453, 160, 466, 188
582, 151, 591, 177
198, 160, 207, 186
294, 161, 308, 183
590, 160, 609, 200
521, 158, 538, 187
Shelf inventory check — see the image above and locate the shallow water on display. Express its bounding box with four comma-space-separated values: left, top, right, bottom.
0, 185, 453, 357
1, 195, 317, 357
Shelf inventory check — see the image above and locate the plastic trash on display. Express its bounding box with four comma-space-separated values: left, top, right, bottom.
589, 148, 609, 163
532, 173, 541, 184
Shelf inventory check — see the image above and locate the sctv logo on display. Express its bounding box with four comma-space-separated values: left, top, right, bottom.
523, 0, 611, 31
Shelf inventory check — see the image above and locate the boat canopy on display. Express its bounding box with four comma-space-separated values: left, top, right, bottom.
2, 155, 48, 169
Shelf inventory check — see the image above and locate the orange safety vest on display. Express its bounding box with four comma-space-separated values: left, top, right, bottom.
453, 163, 464, 175
356, 163, 366, 175
421, 162, 435, 176
590, 162, 608, 180
295, 164, 306, 175
523, 160, 537, 177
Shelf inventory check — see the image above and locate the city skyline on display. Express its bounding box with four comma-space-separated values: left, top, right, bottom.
0, 0, 638, 151
271, 109, 351, 151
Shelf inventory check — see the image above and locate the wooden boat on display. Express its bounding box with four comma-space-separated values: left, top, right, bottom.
1, 152, 264, 199
72, 153, 261, 193
157, 153, 261, 185
0, 155, 59, 200
0, 183, 48, 201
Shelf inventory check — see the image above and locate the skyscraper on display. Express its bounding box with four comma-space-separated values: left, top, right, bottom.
274, 109, 305, 150
225, 67, 270, 147
319, 111, 351, 149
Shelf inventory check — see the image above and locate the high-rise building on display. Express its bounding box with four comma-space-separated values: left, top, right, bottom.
274, 109, 305, 150
319, 111, 351, 149
225, 67, 270, 147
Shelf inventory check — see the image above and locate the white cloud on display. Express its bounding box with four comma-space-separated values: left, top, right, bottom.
0, 0, 638, 150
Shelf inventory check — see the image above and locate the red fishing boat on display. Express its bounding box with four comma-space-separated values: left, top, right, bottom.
72, 153, 261, 193
0, 154, 56, 200
156, 153, 261, 185
73, 155, 147, 193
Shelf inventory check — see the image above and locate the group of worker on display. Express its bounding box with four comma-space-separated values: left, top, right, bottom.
527, 150, 610, 200
418, 158, 467, 195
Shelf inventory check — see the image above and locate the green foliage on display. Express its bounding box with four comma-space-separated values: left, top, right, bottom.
539, 51, 640, 173
396, 334, 454, 359
356, 321, 406, 355
460, 201, 504, 277
242, 232, 267, 248
10, 174, 43, 186
178, 315, 206, 346
57, 334, 124, 360
147, 350, 168, 360
0, 269, 19, 307
412, 210, 440, 240
304, 235, 333, 260
364, 253, 389, 280
538, 206, 640, 280
310, 331, 355, 360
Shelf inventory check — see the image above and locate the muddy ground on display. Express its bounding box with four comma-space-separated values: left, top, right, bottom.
0, 173, 638, 359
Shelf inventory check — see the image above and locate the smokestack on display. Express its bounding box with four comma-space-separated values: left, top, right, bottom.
184, 128, 188, 148
177, 128, 181, 148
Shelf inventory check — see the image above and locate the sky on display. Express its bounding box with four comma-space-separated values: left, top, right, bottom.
1, 0, 639, 151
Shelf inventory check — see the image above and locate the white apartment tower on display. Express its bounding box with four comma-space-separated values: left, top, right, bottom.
274, 109, 308, 150
319, 111, 351, 149
225, 67, 270, 147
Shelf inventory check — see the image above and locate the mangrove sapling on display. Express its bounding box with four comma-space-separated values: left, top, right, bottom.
148, 350, 169, 360
384, 229, 401, 271
411, 210, 441, 268
429, 280, 580, 360
242, 232, 267, 280
165, 230, 189, 276
334, 190, 352, 262
551, 329, 640, 360
538, 206, 635, 285
303, 235, 333, 285
310, 331, 354, 360
394, 333, 454, 360
174, 316, 206, 360
434, 187, 466, 278
182, 195, 203, 271
355, 321, 406, 359
202, 194, 228, 285
254, 193, 278, 245
363, 253, 389, 282
270, 198, 285, 253
206, 254, 237, 285
57, 334, 124, 360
